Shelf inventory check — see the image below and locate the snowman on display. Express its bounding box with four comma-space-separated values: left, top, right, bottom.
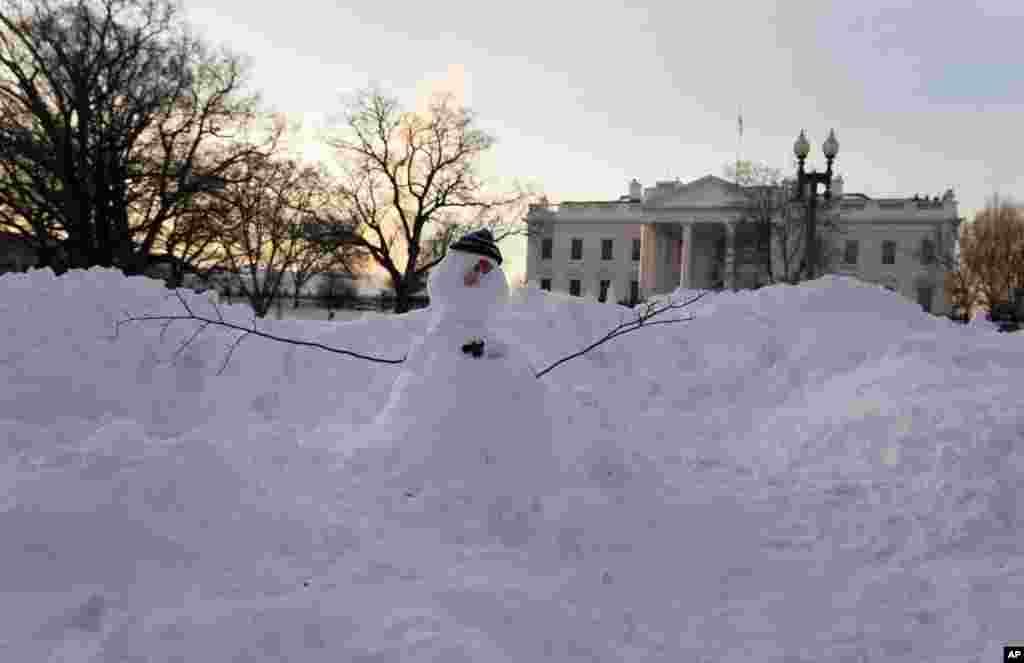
345, 229, 563, 548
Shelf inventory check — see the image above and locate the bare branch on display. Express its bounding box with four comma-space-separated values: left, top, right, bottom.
534, 290, 709, 379
218, 327, 251, 376
172, 285, 194, 316
211, 295, 226, 322
169, 320, 209, 362
158, 317, 174, 341
118, 303, 407, 368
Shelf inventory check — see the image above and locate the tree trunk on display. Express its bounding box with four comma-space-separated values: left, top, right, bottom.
170, 261, 185, 289
758, 222, 773, 286
34, 242, 57, 272
66, 238, 91, 270
252, 296, 269, 318
393, 280, 411, 314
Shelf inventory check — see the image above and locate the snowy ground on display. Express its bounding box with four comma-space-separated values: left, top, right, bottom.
1, 267, 1022, 662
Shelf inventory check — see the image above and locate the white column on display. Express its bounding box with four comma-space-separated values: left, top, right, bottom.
679, 223, 693, 289
639, 223, 658, 296
723, 222, 736, 291
659, 226, 673, 293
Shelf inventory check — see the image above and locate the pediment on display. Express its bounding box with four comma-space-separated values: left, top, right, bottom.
644, 175, 747, 209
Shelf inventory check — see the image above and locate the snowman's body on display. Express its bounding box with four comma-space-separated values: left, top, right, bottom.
348, 248, 561, 547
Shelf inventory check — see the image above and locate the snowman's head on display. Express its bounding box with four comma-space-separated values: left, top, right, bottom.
427, 240, 508, 324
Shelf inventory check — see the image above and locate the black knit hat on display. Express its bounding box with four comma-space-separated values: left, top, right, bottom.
450, 229, 502, 265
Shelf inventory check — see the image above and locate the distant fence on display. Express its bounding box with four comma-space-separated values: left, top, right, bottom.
334, 296, 430, 313
217, 292, 429, 313
298, 222, 358, 242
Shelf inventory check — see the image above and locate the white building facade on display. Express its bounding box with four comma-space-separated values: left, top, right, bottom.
526, 175, 960, 315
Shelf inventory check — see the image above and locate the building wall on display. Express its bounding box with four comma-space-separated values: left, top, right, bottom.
526, 192, 958, 315
829, 221, 951, 314
528, 218, 642, 301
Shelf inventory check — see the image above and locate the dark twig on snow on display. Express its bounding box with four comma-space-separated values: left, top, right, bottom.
533, 290, 709, 380
169, 321, 210, 363
116, 289, 407, 376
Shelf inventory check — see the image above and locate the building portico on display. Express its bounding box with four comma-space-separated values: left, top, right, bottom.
639, 220, 740, 293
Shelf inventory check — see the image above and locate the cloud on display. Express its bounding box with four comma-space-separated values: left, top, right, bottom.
807, 3, 1024, 108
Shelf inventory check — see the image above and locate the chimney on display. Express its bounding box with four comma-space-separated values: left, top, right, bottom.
629, 178, 642, 202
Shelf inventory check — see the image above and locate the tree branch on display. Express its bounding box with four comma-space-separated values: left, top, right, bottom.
116, 290, 407, 373
534, 290, 709, 379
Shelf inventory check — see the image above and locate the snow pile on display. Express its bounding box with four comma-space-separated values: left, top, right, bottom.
1, 267, 1021, 662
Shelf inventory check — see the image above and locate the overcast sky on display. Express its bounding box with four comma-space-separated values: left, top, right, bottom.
181, 0, 1024, 283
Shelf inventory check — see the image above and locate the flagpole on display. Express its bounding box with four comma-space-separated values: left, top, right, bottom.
735, 107, 743, 184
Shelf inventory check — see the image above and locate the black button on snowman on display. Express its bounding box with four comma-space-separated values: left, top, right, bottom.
461, 337, 485, 358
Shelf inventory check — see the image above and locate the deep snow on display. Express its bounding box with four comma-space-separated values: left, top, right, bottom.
1, 266, 1022, 661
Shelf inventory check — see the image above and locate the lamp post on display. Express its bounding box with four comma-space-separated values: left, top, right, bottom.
792, 129, 839, 280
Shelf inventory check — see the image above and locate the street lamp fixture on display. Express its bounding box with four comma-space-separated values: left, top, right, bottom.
792, 128, 839, 280
794, 129, 810, 160
822, 128, 839, 159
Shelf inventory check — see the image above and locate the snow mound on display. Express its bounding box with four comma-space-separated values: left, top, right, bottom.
1, 267, 1021, 662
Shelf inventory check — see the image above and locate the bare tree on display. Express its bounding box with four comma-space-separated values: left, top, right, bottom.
940, 217, 978, 321
285, 167, 369, 307
320, 86, 536, 313
0, 103, 68, 267
287, 234, 368, 309
316, 269, 357, 309
288, 242, 337, 307
776, 187, 841, 284
0, 0, 279, 274
723, 160, 840, 286
209, 154, 326, 318
956, 196, 1024, 314
149, 193, 226, 287
724, 161, 784, 287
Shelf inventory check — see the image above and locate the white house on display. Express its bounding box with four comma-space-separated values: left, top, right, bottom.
525, 175, 960, 315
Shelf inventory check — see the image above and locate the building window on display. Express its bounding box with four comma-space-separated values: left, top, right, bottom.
920, 238, 935, 265
541, 238, 552, 260
882, 240, 896, 265
569, 279, 581, 296
630, 279, 639, 304
570, 238, 583, 261
540, 278, 551, 291
601, 238, 614, 260
917, 285, 934, 313
599, 279, 610, 302
843, 240, 859, 265
632, 238, 641, 261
